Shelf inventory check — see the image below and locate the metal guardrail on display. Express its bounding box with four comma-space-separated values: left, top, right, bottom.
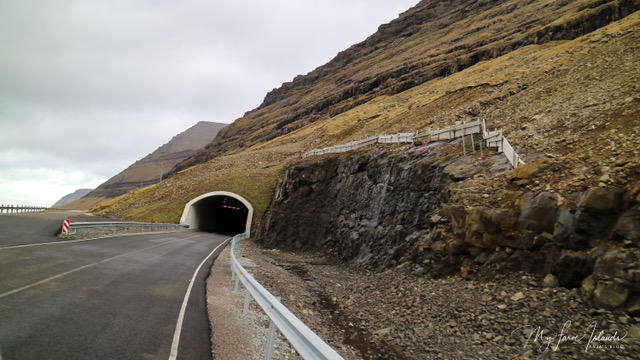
230, 233, 344, 360
61, 221, 189, 237
0, 205, 50, 214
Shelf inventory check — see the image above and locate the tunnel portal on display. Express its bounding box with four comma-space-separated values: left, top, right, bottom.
180, 191, 253, 236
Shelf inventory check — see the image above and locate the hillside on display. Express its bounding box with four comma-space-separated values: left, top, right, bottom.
96, 0, 640, 227
51, 188, 93, 208
63, 121, 226, 210
166, 0, 640, 176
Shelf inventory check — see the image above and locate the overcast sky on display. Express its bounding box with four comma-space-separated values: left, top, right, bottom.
0, 0, 420, 207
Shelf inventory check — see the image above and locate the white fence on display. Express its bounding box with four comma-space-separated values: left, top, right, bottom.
415, 120, 482, 142
480, 119, 524, 168
302, 133, 413, 158
0, 205, 49, 214
230, 233, 344, 360
302, 119, 524, 168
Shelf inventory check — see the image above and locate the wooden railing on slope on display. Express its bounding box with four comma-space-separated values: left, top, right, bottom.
302, 119, 524, 168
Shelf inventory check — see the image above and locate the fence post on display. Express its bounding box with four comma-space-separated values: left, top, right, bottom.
462, 123, 466, 156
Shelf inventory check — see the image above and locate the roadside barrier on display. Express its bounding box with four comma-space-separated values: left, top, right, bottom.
230, 233, 344, 360
59, 221, 189, 238
0, 205, 49, 214
62, 219, 70, 234
302, 119, 524, 168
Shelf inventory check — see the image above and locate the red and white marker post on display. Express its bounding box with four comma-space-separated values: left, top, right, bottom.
62, 219, 70, 234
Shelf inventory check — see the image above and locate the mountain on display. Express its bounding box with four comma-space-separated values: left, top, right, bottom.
62, 121, 226, 210
92, 0, 639, 230
166, 0, 640, 177
51, 189, 93, 208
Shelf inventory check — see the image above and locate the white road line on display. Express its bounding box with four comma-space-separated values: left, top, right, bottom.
0, 231, 191, 251
169, 238, 230, 360
0, 234, 204, 299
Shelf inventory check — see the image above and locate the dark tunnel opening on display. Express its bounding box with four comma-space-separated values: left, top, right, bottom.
192, 195, 249, 235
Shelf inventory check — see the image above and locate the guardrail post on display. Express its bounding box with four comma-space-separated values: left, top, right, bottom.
243, 291, 251, 315
264, 320, 277, 360
234, 271, 240, 292
264, 296, 281, 360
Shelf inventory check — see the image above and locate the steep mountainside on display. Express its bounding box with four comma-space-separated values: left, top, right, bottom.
51, 188, 93, 207
94, 0, 639, 228
167, 0, 640, 176
63, 121, 225, 209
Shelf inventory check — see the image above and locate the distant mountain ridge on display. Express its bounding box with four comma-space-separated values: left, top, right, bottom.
62, 121, 226, 209
52, 189, 93, 207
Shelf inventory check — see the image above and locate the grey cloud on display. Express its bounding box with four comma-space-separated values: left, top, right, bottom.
0, 0, 420, 205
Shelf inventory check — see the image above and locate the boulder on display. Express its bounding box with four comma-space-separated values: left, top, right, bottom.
518, 192, 562, 233
542, 274, 559, 288
611, 211, 640, 245
553, 209, 590, 249
530, 243, 561, 274
510, 158, 554, 181
464, 207, 497, 249
594, 281, 629, 309
579, 187, 624, 211
581, 275, 597, 301
506, 250, 535, 272
463, 207, 521, 249
552, 251, 590, 288
592, 249, 632, 282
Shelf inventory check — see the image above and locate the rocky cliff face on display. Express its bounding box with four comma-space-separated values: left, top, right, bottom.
261, 144, 640, 314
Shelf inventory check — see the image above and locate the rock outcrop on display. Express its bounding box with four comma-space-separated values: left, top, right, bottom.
261, 144, 640, 314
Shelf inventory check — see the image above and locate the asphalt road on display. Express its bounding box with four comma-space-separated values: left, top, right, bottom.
0, 211, 228, 360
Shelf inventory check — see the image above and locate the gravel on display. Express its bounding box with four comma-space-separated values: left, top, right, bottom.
209, 240, 640, 359
207, 245, 300, 360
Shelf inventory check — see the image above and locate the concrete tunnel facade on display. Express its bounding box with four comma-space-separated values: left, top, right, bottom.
180, 191, 253, 236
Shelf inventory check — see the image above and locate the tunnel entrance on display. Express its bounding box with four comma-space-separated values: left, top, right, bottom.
180, 191, 253, 236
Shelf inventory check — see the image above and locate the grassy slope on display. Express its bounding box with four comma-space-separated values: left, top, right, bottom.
93, 11, 639, 228
173, 0, 638, 169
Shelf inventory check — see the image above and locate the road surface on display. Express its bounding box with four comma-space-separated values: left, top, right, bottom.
0, 211, 227, 360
